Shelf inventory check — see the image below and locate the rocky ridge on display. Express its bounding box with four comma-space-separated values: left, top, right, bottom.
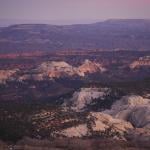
130, 56, 150, 69
37, 59, 106, 78
0, 60, 106, 83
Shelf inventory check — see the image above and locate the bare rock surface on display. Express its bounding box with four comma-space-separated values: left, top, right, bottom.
130, 56, 150, 69
89, 112, 133, 134
54, 112, 133, 138
78, 59, 106, 76
104, 95, 150, 128
0, 69, 18, 83
58, 124, 88, 138
69, 87, 110, 111
37, 59, 106, 78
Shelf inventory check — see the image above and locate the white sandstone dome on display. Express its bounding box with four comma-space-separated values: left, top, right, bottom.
104, 95, 150, 129
110, 95, 150, 111
121, 95, 150, 106
70, 87, 110, 111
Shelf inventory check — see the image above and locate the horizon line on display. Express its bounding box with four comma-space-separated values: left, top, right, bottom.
0, 18, 150, 27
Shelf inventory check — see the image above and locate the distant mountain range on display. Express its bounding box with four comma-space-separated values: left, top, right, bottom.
0, 19, 101, 27
0, 19, 150, 53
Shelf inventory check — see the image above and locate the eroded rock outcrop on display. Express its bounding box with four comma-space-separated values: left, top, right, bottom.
0, 69, 18, 84
88, 112, 133, 134
55, 112, 133, 138
38, 61, 76, 78
66, 87, 110, 112
104, 95, 150, 128
58, 124, 88, 138
130, 56, 150, 69
78, 59, 106, 76
37, 59, 106, 79
0, 60, 106, 83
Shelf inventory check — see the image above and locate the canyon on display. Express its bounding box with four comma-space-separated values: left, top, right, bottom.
0, 19, 150, 149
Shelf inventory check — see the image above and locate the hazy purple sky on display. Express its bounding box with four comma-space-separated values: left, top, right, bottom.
0, 0, 150, 24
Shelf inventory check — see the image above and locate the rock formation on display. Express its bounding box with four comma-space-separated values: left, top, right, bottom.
38, 61, 76, 78
58, 124, 88, 138
69, 87, 110, 111
55, 112, 133, 138
37, 59, 106, 79
0, 69, 18, 84
78, 59, 106, 76
104, 95, 150, 128
88, 112, 133, 134
130, 56, 150, 69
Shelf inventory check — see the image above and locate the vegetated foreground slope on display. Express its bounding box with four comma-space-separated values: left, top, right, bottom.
0, 19, 150, 53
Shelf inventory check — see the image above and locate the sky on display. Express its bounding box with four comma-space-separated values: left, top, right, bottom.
0, 0, 150, 25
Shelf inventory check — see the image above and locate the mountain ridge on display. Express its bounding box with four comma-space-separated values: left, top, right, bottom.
0, 19, 150, 53
2, 18, 150, 27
